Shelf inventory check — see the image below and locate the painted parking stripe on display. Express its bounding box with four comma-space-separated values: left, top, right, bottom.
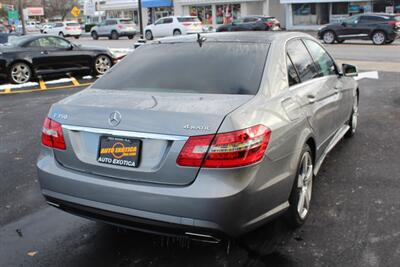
0, 82, 92, 95
354, 71, 379, 81
39, 79, 47, 90
70, 77, 80, 86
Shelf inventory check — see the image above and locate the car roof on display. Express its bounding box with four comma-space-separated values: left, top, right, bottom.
157, 31, 311, 44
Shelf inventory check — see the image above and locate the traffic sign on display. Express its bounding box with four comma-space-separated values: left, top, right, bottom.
70, 6, 81, 17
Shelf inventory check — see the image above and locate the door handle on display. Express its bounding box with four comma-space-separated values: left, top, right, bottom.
307, 94, 316, 104
41, 51, 49, 55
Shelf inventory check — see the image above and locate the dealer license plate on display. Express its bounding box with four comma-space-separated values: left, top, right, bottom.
97, 136, 141, 168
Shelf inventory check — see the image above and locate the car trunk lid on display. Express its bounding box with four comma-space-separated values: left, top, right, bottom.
50, 89, 253, 185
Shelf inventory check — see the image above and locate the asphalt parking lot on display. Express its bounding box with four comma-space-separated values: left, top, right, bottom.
0, 39, 400, 266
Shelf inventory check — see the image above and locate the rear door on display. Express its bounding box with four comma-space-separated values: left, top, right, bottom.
286, 39, 340, 152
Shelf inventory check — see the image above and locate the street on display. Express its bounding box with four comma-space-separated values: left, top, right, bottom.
1, 37, 400, 266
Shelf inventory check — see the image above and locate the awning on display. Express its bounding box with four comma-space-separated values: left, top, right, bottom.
142, 0, 172, 8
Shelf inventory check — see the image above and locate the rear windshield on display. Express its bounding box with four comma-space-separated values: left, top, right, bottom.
177, 17, 200, 23
120, 20, 134, 24
66, 23, 79, 26
94, 42, 269, 95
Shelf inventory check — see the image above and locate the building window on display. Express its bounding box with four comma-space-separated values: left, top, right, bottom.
216, 4, 241, 24
292, 4, 316, 25
190, 5, 212, 25
292, 4, 316, 15
332, 2, 349, 14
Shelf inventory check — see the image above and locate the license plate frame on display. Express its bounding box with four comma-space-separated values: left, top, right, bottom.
97, 136, 141, 168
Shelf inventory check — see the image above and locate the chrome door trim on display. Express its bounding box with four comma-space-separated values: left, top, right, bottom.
62, 125, 189, 141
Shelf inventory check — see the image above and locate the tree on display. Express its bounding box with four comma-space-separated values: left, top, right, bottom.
43, 0, 79, 20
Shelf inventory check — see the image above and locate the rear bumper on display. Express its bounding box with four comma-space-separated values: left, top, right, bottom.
118, 30, 137, 36
37, 147, 292, 237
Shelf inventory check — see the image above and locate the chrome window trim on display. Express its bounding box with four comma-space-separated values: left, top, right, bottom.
62, 125, 189, 141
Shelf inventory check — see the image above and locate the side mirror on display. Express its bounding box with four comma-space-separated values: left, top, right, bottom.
342, 63, 358, 77
341, 22, 347, 27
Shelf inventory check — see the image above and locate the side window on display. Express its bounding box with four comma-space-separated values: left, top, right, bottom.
155, 18, 164, 25
287, 54, 300, 86
164, 18, 173, 24
303, 39, 336, 76
286, 39, 319, 82
54, 23, 63, 28
27, 39, 41, 47
47, 37, 71, 49
105, 20, 114, 26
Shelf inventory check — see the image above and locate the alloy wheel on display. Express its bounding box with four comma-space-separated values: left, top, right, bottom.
11, 63, 31, 84
323, 31, 335, 44
372, 32, 385, 45
297, 152, 313, 220
95, 56, 111, 74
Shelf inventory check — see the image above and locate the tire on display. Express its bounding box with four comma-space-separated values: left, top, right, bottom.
94, 55, 112, 75
111, 31, 119, 40
128, 35, 134, 39
337, 39, 345, 44
286, 144, 314, 228
9, 62, 32, 84
74, 35, 80, 39
322, 30, 335, 44
345, 94, 359, 138
372, 31, 386, 45
173, 29, 181, 36
386, 39, 394, 44
91, 31, 98, 40
145, 30, 153, 40
58, 32, 64, 37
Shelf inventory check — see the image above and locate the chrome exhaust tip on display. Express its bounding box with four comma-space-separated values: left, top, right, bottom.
185, 232, 221, 244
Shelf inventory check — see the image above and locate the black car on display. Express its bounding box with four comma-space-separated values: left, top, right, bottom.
216, 16, 280, 32
0, 35, 115, 84
318, 13, 400, 45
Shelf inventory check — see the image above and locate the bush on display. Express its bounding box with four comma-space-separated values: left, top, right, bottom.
85, 24, 96, 32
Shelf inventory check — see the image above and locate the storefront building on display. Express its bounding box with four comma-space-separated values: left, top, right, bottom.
282, 0, 400, 29
96, 0, 176, 26
174, 0, 284, 29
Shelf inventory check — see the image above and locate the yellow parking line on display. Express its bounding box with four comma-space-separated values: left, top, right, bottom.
71, 78, 80, 86
39, 80, 47, 90
0, 82, 92, 95
4, 88, 11, 93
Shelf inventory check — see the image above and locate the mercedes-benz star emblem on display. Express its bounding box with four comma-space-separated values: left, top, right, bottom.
108, 111, 122, 127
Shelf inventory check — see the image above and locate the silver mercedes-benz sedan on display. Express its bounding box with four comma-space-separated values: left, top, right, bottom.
37, 32, 359, 241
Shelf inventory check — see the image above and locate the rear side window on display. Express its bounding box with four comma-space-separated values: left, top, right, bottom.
286, 39, 319, 82
94, 42, 269, 95
119, 20, 134, 24
287, 54, 300, 86
106, 20, 117, 25
303, 39, 336, 76
66, 23, 79, 26
164, 18, 173, 24
177, 17, 199, 23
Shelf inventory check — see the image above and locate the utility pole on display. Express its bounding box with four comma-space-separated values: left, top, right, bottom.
138, 0, 143, 38
18, 0, 26, 35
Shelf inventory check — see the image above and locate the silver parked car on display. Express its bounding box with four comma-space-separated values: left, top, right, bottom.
37, 32, 359, 241
90, 18, 137, 40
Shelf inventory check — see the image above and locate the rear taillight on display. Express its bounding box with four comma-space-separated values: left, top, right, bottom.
265, 22, 274, 28
182, 22, 192, 27
177, 125, 271, 168
65, 26, 72, 30
41, 117, 66, 150
388, 21, 400, 27
118, 25, 124, 29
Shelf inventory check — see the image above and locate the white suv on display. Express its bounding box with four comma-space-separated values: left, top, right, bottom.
43, 22, 82, 39
144, 16, 204, 40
